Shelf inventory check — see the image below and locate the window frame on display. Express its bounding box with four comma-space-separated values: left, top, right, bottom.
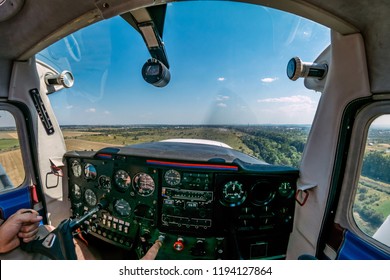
336, 99, 390, 254
0, 102, 34, 192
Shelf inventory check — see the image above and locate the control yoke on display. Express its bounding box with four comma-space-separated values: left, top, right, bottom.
21, 200, 108, 260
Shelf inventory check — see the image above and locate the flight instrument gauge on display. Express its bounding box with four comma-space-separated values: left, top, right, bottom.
278, 182, 293, 197
71, 160, 82, 177
164, 169, 181, 186
114, 198, 131, 217
71, 184, 82, 200
221, 180, 246, 207
84, 189, 97, 206
99, 175, 111, 190
133, 173, 155, 196
84, 163, 97, 180
250, 182, 276, 206
114, 170, 131, 191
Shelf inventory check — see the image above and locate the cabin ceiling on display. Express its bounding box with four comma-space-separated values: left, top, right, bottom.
0, 0, 389, 92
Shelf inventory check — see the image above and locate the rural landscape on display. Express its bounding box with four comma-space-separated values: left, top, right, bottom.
0, 124, 389, 237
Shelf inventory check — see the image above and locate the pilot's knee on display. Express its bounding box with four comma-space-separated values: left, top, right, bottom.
73, 238, 101, 260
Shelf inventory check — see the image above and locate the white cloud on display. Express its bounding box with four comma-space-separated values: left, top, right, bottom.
257, 95, 315, 104
217, 102, 227, 108
66, 105, 73, 109
217, 77, 225, 81
216, 95, 230, 101
86, 108, 96, 113
255, 94, 320, 124
104, 110, 110, 115
261, 77, 278, 83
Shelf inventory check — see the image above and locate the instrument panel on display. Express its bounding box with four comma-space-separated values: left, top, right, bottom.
64, 141, 298, 260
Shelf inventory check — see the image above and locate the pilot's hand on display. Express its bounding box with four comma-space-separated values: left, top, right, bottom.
0, 209, 42, 253
140, 240, 163, 260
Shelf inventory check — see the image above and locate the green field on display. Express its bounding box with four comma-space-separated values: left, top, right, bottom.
0, 139, 19, 151
354, 176, 390, 236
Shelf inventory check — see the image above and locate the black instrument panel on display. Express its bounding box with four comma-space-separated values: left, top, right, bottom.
64, 141, 298, 260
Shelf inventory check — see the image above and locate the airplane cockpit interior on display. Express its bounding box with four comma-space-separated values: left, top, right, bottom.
0, 0, 390, 263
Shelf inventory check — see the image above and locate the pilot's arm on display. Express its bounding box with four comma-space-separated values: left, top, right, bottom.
0, 209, 42, 253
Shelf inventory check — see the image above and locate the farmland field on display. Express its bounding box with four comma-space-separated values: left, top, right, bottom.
62, 126, 254, 155
0, 149, 25, 186
354, 176, 390, 236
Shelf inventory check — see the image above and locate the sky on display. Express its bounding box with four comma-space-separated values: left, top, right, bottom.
38, 1, 331, 126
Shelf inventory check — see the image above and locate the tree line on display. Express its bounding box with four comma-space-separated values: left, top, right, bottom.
236, 126, 309, 168
361, 151, 390, 184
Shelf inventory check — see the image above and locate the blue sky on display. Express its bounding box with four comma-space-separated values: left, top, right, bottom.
41, 1, 330, 125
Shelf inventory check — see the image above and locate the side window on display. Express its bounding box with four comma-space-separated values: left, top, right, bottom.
353, 115, 390, 247
0, 110, 25, 191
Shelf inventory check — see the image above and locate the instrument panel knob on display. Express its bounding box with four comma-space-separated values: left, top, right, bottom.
173, 237, 184, 251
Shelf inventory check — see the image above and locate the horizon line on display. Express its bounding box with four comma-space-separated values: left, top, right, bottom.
59, 123, 313, 127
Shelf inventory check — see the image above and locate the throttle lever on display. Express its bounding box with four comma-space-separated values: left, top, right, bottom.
21, 199, 108, 260
69, 199, 108, 230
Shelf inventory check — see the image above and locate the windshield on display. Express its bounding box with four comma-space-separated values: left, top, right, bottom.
37, 1, 329, 168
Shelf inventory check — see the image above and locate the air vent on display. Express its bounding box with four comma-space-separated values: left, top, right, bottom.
0, 0, 25, 22
30, 88, 54, 135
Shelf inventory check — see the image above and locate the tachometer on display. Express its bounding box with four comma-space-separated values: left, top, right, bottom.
71, 160, 82, 177
221, 180, 246, 207
84, 189, 97, 206
164, 169, 181, 186
133, 173, 155, 196
114, 170, 131, 191
114, 198, 131, 217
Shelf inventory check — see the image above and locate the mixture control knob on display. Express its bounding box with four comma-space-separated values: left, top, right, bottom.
173, 237, 184, 252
